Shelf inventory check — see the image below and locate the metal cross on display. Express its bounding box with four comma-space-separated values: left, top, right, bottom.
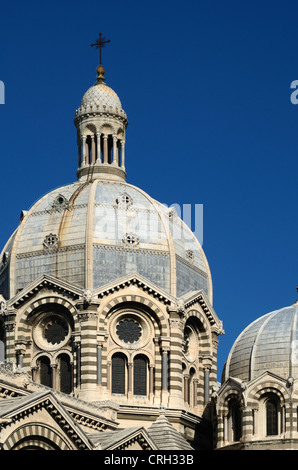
91, 33, 111, 65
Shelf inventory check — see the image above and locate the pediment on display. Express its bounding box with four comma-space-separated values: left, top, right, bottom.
249, 370, 288, 388
94, 273, 176, 306
8, 274, 83, 309
219, 375, 244, 393
182, 289, 224, 332
0, 390, 93, 450
89, 426, 157, 451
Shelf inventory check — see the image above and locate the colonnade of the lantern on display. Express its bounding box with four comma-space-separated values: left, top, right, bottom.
78, 132, 125, 169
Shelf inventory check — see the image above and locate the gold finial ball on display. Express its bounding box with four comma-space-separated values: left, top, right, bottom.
96, 64, 105, 83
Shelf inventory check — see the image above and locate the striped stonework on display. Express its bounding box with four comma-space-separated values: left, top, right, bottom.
215, 373, 298, 449
98, 293, 167, 403
168, 316, 184, 406
3, 423, 73, 450
11, 295, 77, 373
77, 310, 98, 395
183, 308, 216, 412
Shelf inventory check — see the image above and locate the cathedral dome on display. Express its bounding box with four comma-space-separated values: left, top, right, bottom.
0, 179, 212, 302
223, 302, 298, 382
0, 56, 212, 306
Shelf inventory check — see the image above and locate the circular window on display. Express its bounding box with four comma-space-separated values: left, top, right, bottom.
116, 319, 142, 344
44, 318, 68, 345
110, 310, 152, 350
33, 312, 71, 351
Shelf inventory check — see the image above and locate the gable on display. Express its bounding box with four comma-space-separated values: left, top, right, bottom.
0, 391, 93, 450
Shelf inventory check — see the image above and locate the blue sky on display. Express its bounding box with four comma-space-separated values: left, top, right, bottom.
0, 0, 297, 378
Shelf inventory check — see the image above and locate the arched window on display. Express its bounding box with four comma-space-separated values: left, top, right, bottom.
58, 353, 72, 394
228, 398, 242, 442
38, 356, 52, 388
266, 398, 278, 436
112, 353, 126, 394
133, 355, 148, 396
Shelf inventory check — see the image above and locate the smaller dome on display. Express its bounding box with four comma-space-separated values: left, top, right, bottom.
80, 83, 123, 110
223, 302, 298, 382
75, 82, 127, 123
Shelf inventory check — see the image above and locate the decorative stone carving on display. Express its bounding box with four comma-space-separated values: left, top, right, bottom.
32, 312, 71, 351
116, 193, 133, 209
43, 234, 59, 252
51, 194, 72, 213
122, 232, 140, 247
116, 318, 142, 344
186, 249, 194, 264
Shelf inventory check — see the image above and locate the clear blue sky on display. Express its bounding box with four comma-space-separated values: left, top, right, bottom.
0, 0, 297, 379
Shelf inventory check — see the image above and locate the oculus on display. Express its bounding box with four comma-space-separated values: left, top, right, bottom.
51, 194, 72, 213
33, 312, 71, 351
116, 319, 142, 344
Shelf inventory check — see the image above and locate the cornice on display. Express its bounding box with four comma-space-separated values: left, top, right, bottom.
8, 275, 83, 309
95, 273, 175, 306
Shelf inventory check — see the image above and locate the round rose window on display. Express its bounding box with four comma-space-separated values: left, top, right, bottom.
116, 319, 142, 344
33, 312, 71, 351
44, 318, 68, 345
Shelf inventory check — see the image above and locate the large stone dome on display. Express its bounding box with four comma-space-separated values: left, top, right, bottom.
0, 65, 212, 306
223, 302, 298, 382
0, 179, 212, 302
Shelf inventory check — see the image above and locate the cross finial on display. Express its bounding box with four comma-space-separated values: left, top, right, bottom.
91, 33, 111, 83
91, 33, 111, 65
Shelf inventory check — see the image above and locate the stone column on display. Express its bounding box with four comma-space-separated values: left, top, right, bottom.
103, 135, 108, 163
193, 378, 198, 408
204, 367, 210, 405
91, 135, 96, 164
106, 361, 111, 392
168, 308, 185, 408
120, 141, 125, 169
15, 343, 26, 368
160, 341, 170, 405
97, 343, 103, 386
84, 136, 89, 165
112, 135, 118, 165
75, 340, 81, 388
202, 356, 213, 405
183, 374, 189, 405
96, 132, 101, 163
32, 366, 37, 382
80, 135, 85, 166
162, 349, 168, 390
128, 362, 133, 398
51, 363, 57, 390
149, 365, 154, 402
